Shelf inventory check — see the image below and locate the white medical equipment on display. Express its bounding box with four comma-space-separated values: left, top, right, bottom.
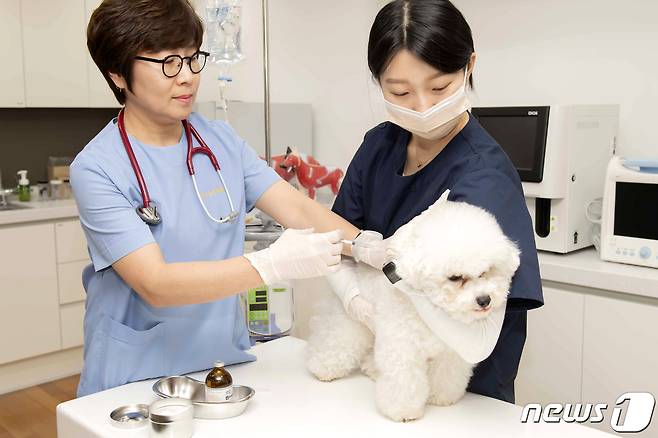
472, 105, 619, 253
117, 109, 239, 226
600, 157, 658, 268
243, 211, 294, 341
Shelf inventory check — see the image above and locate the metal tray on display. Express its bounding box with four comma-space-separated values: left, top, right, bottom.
153, 376, 254, 420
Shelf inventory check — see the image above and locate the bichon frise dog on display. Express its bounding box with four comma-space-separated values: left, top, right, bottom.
306, 192, 520, 422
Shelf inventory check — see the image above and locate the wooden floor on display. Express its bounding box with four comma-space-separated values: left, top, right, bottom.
0, 375, 79, 438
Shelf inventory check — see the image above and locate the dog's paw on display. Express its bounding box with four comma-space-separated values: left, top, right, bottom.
306, 354, 348, 382
427, 388, 465, 407
376, 382, 426, 422
378, 400, 425, 422
360, 351, 378, 381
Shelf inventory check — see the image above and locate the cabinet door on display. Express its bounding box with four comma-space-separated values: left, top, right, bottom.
58, 260, 88, 304
21, 0, 89, 106
55, 220, 89, 264
85, 0, 119, 107
0, 0, 26, 106
60, 301, 84, 349
515, 284, 585, 406
0, 224, 61, 364
582, 293, 658, 436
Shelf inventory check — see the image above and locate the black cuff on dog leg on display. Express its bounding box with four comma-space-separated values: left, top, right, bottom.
383, 261, 402, 284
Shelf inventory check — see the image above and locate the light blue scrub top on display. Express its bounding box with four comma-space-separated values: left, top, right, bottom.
70, 113, 280, 397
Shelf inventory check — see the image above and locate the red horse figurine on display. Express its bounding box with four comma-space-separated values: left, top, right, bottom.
270, 153, 296, 183
279, 147, 343, 199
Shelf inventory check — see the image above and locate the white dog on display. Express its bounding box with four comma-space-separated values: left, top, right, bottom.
306, 193, 521, 422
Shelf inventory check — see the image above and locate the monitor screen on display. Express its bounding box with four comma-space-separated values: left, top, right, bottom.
471, 107, 549, 182
477, 116, 539, 172
614, 182, 658, 240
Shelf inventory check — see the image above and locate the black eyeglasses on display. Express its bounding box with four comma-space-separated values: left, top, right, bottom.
134, 50, 209, 78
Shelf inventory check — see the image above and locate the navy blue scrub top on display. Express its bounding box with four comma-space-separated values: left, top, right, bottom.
332, 114, 544, 403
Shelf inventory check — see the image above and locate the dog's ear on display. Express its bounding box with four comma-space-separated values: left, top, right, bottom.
498, 239, 521, 280
426, 189, 451, 213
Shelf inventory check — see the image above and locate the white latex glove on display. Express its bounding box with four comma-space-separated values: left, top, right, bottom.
395, 279, 506, 364
325, 259, 374, 331
245, 228, 342, 285
351, 230, 388, 269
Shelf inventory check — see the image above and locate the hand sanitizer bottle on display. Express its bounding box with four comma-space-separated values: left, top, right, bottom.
17, 170, 30, 202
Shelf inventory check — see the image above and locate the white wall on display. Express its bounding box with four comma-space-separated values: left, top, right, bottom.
197, 0, 658, 167
195, 0, 384, 170
456, 0, 658, 159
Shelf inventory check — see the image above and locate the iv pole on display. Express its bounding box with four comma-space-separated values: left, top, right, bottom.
262, 0, 272, 164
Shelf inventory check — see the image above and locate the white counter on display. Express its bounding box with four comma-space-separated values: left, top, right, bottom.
538, 248, 658, 300
0, 199, 78, 226
56, 337, 613, 438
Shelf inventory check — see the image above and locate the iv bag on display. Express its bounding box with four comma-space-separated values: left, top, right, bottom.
205, 0, 244, 65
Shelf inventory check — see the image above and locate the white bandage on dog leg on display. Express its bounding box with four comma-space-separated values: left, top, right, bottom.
397, 280, 506, 364
325, 258, 361, 310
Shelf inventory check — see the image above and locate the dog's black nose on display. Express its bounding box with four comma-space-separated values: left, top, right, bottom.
476, 295, 491, 308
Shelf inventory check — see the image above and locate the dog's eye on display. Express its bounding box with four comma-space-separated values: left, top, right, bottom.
448, 275, 464, 282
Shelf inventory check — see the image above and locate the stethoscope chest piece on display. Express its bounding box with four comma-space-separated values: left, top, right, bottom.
137, 205, 161, 226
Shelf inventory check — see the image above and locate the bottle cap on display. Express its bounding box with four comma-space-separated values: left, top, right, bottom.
17, 170, 29, 186
214, 361, 225, 368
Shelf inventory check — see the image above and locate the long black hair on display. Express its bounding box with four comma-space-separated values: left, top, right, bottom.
368, 0, 475, 88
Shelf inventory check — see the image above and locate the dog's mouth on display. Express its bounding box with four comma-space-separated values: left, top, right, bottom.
474, 305, 491, 313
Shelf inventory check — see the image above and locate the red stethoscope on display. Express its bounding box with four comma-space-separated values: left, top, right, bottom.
117, 109, 239, 226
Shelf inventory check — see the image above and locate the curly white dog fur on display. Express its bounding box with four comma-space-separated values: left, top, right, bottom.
306, 195, 520, 422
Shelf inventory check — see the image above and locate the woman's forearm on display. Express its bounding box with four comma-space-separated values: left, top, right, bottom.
113, 243, 264, 308
256, 180, 360, 255
149, 257, 264, 307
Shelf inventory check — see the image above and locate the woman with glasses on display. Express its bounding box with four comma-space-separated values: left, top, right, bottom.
72, 0, 377, 396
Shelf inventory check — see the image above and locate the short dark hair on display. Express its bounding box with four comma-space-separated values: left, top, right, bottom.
368, 0, 475, 88
87, 0, 204, 104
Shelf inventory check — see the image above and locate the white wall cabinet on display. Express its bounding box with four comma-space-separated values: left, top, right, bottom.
55, 219, 89, 349
0, 0, 26, 107
516, 281, 658, 436
515, 285, 585, 406
85, 0, 118, 107
60, 301, 85, 349
0, 219, 88, 367
21, 0, 89, 107
582, 294, 658, 437
0, 223, 61, 364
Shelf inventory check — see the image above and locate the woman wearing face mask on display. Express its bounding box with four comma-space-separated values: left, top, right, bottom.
328, 0, 543, 403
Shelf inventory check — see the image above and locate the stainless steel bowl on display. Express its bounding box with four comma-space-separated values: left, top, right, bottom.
149, 398, 194, 438
152, 376, 255, 420
109, 403, 149, 429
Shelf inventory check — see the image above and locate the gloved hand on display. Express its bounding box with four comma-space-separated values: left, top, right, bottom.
351, 230, 389, 269
245, 228, 342, 285
325, 259, 374, 331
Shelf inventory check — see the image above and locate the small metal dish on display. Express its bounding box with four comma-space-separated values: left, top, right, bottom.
153, 376, 255, 420
109, 403, 150, 429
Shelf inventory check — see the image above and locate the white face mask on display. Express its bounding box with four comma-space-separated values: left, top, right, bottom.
383, 69, 471, 141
